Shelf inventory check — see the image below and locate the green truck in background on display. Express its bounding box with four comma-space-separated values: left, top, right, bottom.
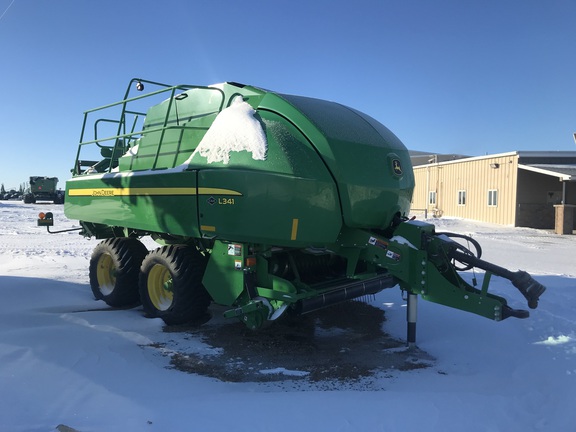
40, 78, 545, 343
24, 176, 64, 204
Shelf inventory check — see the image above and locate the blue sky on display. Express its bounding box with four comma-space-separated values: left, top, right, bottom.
1, 0, 575, 189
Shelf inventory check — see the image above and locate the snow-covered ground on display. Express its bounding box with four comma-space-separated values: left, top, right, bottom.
0, 200, 574, 432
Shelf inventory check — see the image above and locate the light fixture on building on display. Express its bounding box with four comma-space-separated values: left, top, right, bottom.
490, 163, 500, 169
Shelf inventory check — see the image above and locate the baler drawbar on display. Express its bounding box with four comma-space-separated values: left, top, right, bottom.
39, 78, 546, 343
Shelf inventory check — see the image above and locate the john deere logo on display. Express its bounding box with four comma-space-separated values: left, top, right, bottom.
392, 159, 403, 176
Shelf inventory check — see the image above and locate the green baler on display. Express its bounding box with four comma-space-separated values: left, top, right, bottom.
44, 78, 545, 342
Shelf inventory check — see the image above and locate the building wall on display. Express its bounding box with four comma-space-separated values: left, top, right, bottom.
516, 170, 576, 229
568, 183, 576, 230
515, 170, 560, 228
412, 154, 518, 225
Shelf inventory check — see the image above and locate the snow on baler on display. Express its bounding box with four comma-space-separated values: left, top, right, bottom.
40, 78, 545, 343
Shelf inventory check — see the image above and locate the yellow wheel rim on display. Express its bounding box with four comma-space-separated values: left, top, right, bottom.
96, 253, 116, 296
148, 264, 173, 311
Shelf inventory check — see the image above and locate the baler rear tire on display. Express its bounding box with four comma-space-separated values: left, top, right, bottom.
139, 245, 211, 326
89, 238, 149, 308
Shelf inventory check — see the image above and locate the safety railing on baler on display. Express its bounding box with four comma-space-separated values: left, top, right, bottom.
72, 79, 226, 175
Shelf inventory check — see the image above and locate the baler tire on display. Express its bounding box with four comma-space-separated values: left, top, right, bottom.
89, 237, 149, 308
139, 245, 211, 326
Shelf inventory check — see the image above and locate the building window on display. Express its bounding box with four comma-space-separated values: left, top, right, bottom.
457, 190, 466, 206
429, 191, 437, 205
488, 189, 498, 207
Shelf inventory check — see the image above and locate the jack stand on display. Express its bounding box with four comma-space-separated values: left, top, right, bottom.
407, 293, 418, 346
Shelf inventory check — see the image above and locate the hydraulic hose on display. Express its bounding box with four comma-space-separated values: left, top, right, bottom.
437, 232, 482, 271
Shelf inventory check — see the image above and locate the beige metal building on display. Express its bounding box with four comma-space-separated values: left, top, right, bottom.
411, 151, 576, 231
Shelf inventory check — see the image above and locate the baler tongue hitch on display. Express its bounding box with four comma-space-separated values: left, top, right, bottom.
449, 249, 546, 310
501, 305, 529, 320
511, 271, 546, 310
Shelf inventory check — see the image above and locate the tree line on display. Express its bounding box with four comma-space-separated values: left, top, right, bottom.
1, 183, 27, 196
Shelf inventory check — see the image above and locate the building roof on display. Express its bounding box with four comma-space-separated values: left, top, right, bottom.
409, 150, 470, 166
519, 164, 576, 181
411, 151, 576, 181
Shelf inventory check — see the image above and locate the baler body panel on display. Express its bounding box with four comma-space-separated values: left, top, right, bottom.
191, 106, 342, 246
65, 171, 201, 237
197, 169, 340, 245
261, 92, 414, 230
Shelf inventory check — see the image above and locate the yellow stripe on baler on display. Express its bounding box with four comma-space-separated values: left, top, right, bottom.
291, 218, 299, 240
68, 187, 242, 197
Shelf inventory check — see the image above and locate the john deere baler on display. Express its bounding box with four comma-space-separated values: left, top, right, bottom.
42, 78, 545, 342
